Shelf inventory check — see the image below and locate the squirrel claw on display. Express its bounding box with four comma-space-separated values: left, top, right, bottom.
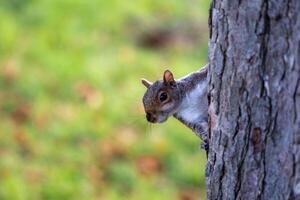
200, 140, 209, 151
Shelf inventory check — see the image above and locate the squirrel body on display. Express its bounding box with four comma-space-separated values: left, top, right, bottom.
141, 65, 208, 149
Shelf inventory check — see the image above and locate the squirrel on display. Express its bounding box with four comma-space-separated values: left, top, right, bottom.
141, 65, 208, 150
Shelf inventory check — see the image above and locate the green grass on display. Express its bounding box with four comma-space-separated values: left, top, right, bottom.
0, 0, 210, 199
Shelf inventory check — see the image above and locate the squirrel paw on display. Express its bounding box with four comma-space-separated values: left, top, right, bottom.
200, 140, 209, 151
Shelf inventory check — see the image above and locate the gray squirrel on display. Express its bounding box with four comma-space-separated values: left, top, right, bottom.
141, 65, 208, 150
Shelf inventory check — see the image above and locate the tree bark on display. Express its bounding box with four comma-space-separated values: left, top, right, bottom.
206, 0, 300, 199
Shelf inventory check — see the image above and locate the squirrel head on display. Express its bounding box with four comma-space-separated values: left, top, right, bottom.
142, 70, 182, 123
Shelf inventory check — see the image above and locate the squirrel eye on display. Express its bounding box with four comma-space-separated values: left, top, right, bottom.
159, 92, 168, 102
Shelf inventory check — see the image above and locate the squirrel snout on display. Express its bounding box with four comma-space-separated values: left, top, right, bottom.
146, 112, 156, 123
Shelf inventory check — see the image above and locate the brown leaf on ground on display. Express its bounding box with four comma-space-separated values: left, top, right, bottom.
1, 59, 18, 83
11, 104, 31, 124
87, 165, 105, 189
34, 113, 49, 130
135, 155, 162, 176
74, 81, 102, 109
74, 81, 93, 101
14, 129, 31, 152
54, 104, 76, 121
99, 139, 127, 162
178, 189, 197, 200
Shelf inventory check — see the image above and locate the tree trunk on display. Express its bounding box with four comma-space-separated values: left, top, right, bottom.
206, 0, 300, 199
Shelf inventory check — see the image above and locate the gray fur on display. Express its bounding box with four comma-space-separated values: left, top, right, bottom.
142, 65, 209, 149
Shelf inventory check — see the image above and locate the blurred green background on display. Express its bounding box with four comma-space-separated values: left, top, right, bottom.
0, 0, 210, 199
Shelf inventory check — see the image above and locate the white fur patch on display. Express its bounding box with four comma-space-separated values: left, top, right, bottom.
161, 102, 174, 111
176, 81, 207, 123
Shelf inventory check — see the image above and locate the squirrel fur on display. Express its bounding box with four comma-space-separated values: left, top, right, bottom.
141, 65, 208, 150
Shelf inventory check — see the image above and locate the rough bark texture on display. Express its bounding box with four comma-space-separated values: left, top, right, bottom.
206, 0, 300, 199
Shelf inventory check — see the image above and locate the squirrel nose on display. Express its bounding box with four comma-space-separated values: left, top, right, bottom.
146, 112, 156, 123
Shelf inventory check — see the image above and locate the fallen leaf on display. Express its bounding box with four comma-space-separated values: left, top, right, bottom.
14, 129, 31, 153
74, 81, 102, 109
34, 113, 49, 130
136, 155, 162, 176
88, 165, 105, 188
179, 189, 197, 200
99, 139, 127, 161
1, 59, 18, 82
11, 104, 30, 124
54, 104, 76, 121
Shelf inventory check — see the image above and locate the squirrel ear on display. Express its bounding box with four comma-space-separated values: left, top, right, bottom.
163, 70, 176, 86
141, 78, 152, 88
